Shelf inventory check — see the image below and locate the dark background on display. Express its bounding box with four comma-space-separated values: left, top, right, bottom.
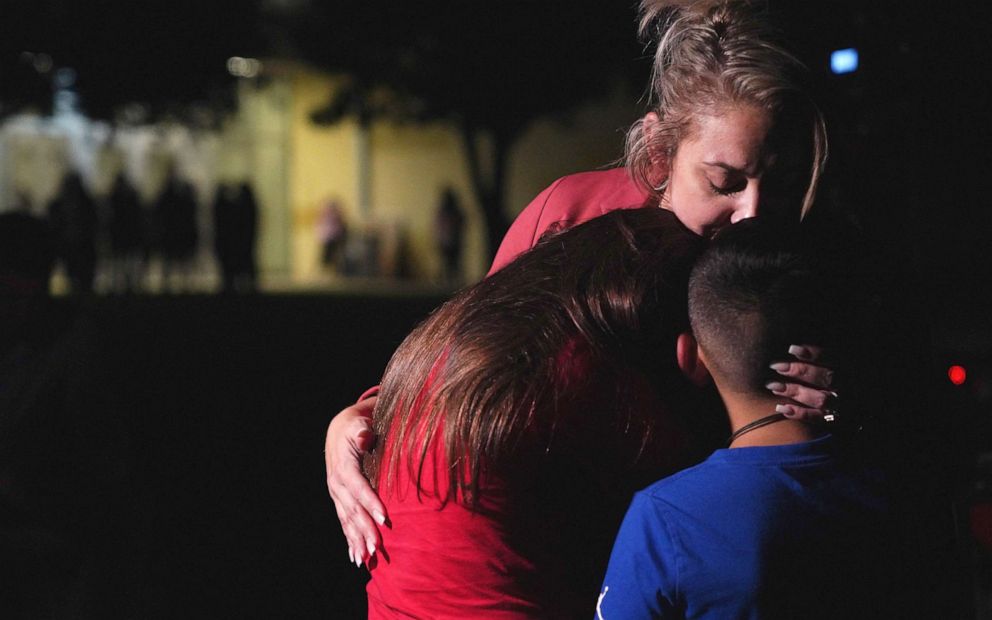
102, 294, 444, 617
3, 1, 992, 617
7, 294, 445, 617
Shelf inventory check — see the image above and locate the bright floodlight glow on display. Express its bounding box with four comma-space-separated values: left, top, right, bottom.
227, 57, 262, 78
830, 48, 859, 74
33, 53, 53, 74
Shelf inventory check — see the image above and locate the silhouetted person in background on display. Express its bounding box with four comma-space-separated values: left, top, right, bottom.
155, 166, 199, 292
212, 184, 237, 291
317, 197, 347, 275
106, 172, 146, 293
434, 188, 465, 284
47, 171, 98, 295
213, 182, 259, 294
0, 213, 131, 618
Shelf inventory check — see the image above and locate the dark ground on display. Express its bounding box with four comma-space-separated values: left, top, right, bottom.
7, 291, 992, 618
51, 293, 443, 618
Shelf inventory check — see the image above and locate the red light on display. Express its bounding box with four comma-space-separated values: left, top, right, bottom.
971, 502, 992, 551
948, 365, 967, 385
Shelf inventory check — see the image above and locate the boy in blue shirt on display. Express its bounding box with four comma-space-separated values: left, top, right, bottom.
597, 220, 909, 619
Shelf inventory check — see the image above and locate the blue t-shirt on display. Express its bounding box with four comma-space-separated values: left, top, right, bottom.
596, 435, 907, 619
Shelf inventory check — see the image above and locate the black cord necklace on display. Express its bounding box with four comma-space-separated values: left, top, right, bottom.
727, 413, 787, 447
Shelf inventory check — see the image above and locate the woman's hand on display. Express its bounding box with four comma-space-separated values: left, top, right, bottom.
324, 396, 387, 567
765, 345, 839, 421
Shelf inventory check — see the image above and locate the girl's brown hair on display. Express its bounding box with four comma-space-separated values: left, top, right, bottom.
625, 0, 828, 218
367, 208, 705, 504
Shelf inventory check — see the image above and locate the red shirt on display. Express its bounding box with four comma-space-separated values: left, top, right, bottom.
367, 355, 547, 619
366, 425, 549, 619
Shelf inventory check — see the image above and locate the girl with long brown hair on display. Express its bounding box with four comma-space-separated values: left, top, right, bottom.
365, 208, 704, 618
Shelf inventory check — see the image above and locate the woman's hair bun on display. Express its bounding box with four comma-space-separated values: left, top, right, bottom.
637, 0, 769, 47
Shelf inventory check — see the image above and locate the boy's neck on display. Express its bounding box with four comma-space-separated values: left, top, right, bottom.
721, 391, 820, 448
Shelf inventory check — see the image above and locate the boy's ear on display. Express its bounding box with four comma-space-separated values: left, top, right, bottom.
676, 332, 710, 387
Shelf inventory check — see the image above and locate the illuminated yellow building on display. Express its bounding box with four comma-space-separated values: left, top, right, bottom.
246, 61, 641, 285
0, 61, 640, 290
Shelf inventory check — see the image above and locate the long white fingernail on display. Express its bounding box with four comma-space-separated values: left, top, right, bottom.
770, 362, 790, 372
348, 547, 354, 564
765, 382, 786, 392
788, 345, 806, 358
366, 540, 376, 557
776, 404, 794, 417
373, 511, 386, 525
356, 555, 363, 569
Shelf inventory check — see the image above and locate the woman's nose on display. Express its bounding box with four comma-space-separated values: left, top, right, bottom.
730, 182, 761, 223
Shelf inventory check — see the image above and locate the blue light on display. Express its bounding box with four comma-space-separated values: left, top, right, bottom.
830, 48, 859, 74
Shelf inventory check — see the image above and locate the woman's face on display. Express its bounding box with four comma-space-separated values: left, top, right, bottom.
659, 106, 810, 238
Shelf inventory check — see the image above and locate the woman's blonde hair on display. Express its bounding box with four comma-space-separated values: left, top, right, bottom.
625, 0, 828, 218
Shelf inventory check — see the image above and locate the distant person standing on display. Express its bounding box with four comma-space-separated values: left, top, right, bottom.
213, 182, 259, 293
47, 172, 98, 295
233, 183, 259, 292
213, 184, 237, 291
434, 188, 465, 284
317, 197, 348, 275
155, 166, 199, 292
106, 172, 146, 293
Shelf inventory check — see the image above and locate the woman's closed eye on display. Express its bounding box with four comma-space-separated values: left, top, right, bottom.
708, 178, 745, 196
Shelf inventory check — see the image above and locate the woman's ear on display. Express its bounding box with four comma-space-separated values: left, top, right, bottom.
642, 112, 669, 176
676, 332, 710, 387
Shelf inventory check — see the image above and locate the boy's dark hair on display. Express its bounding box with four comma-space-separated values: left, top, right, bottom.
688, 218, 832, 394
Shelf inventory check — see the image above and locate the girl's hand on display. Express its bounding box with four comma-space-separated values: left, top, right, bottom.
324, 396, 387, 567
766, 345, 839, 421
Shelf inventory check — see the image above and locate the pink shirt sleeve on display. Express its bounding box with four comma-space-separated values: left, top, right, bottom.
357, 386, 380, 404
487, 168, 646, 276
487, 177, 568, 276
